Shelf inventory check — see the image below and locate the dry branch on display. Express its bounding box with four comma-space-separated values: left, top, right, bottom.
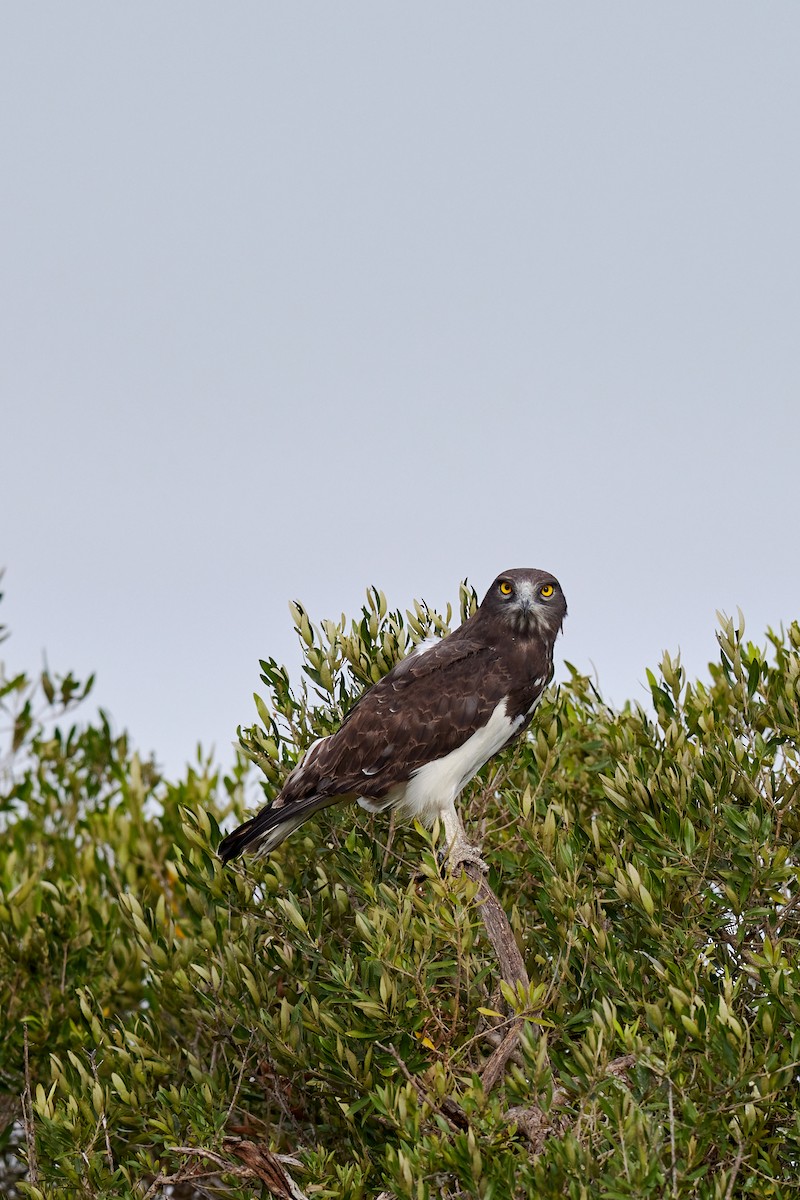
21, 1026, 38, 1186
141, 1142, 309, 1200
462, 861, 531, 1091
505, 1054, 637, 1153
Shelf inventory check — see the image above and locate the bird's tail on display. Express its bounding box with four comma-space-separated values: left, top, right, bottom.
218, 793, 337, 864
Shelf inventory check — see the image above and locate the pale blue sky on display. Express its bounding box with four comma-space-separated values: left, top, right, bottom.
2, 4, 799, 778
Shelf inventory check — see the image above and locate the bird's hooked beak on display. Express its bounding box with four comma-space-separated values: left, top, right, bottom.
516, 581, 535, 615
509, 581, 539, 634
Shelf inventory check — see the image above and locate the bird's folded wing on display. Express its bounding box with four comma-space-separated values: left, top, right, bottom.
279, 636, 515, 806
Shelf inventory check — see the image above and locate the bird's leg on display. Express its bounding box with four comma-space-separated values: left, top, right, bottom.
439, 804, 488, 874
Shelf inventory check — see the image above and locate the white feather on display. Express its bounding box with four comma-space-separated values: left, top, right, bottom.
409, 636, 440, 658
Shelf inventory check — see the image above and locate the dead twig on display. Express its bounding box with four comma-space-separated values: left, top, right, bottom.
505, 1095, 569, 1153
724, 1140, 745, 1200
223, 1138, 309, 1198
377, 1041, 469, 1132
223, 1032, 255, 1127
89, 1051, 114, 1172
381, 809, 397, 873
140, 1163, 222, 1199
505, 1054, 636, 1154
668, 1076, 677, 1198
141, 1142, 309, 1200
21, 1025, 39, 1185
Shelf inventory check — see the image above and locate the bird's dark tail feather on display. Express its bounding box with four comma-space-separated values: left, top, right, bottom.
218, 793, 336, 864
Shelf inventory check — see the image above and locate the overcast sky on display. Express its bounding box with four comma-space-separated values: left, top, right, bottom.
2, 5, 799, 779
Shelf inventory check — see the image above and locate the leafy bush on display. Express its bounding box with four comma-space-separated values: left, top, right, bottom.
1, 582, 799, 1199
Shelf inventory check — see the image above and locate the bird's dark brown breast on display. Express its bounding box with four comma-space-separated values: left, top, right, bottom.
502, 637, 554, 726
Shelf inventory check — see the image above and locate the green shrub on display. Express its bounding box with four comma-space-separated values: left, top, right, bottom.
1, 584, 799, 1198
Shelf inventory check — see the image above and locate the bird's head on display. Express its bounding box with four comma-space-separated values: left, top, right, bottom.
480, 568, 567, 640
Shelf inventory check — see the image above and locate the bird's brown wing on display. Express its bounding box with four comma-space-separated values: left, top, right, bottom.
277, 634, 516, 807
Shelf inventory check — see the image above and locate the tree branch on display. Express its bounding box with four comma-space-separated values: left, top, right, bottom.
505, 1054, 636, 1153
462, 862, 530, 1091
21, 1026, 38, 1186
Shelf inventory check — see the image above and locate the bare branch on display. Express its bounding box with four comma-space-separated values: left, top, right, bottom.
462, 862, 531, 1091
21, 1025, 39, 1185
505, 1055, 637, 1154
141, 1143, 310, 1200
377, 1042, 469, 1133
463, 863, 529, 989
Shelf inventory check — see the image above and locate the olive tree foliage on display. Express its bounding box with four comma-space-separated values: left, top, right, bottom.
1, 577, 800, 1200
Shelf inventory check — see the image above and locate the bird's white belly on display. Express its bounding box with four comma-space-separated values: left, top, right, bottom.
359, 699, 523, 825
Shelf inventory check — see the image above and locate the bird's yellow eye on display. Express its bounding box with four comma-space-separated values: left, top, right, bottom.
540, 583, 555, 599
499, 581, 513, 596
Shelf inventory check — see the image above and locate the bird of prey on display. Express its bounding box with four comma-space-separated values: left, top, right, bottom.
219, 568, 567, 869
